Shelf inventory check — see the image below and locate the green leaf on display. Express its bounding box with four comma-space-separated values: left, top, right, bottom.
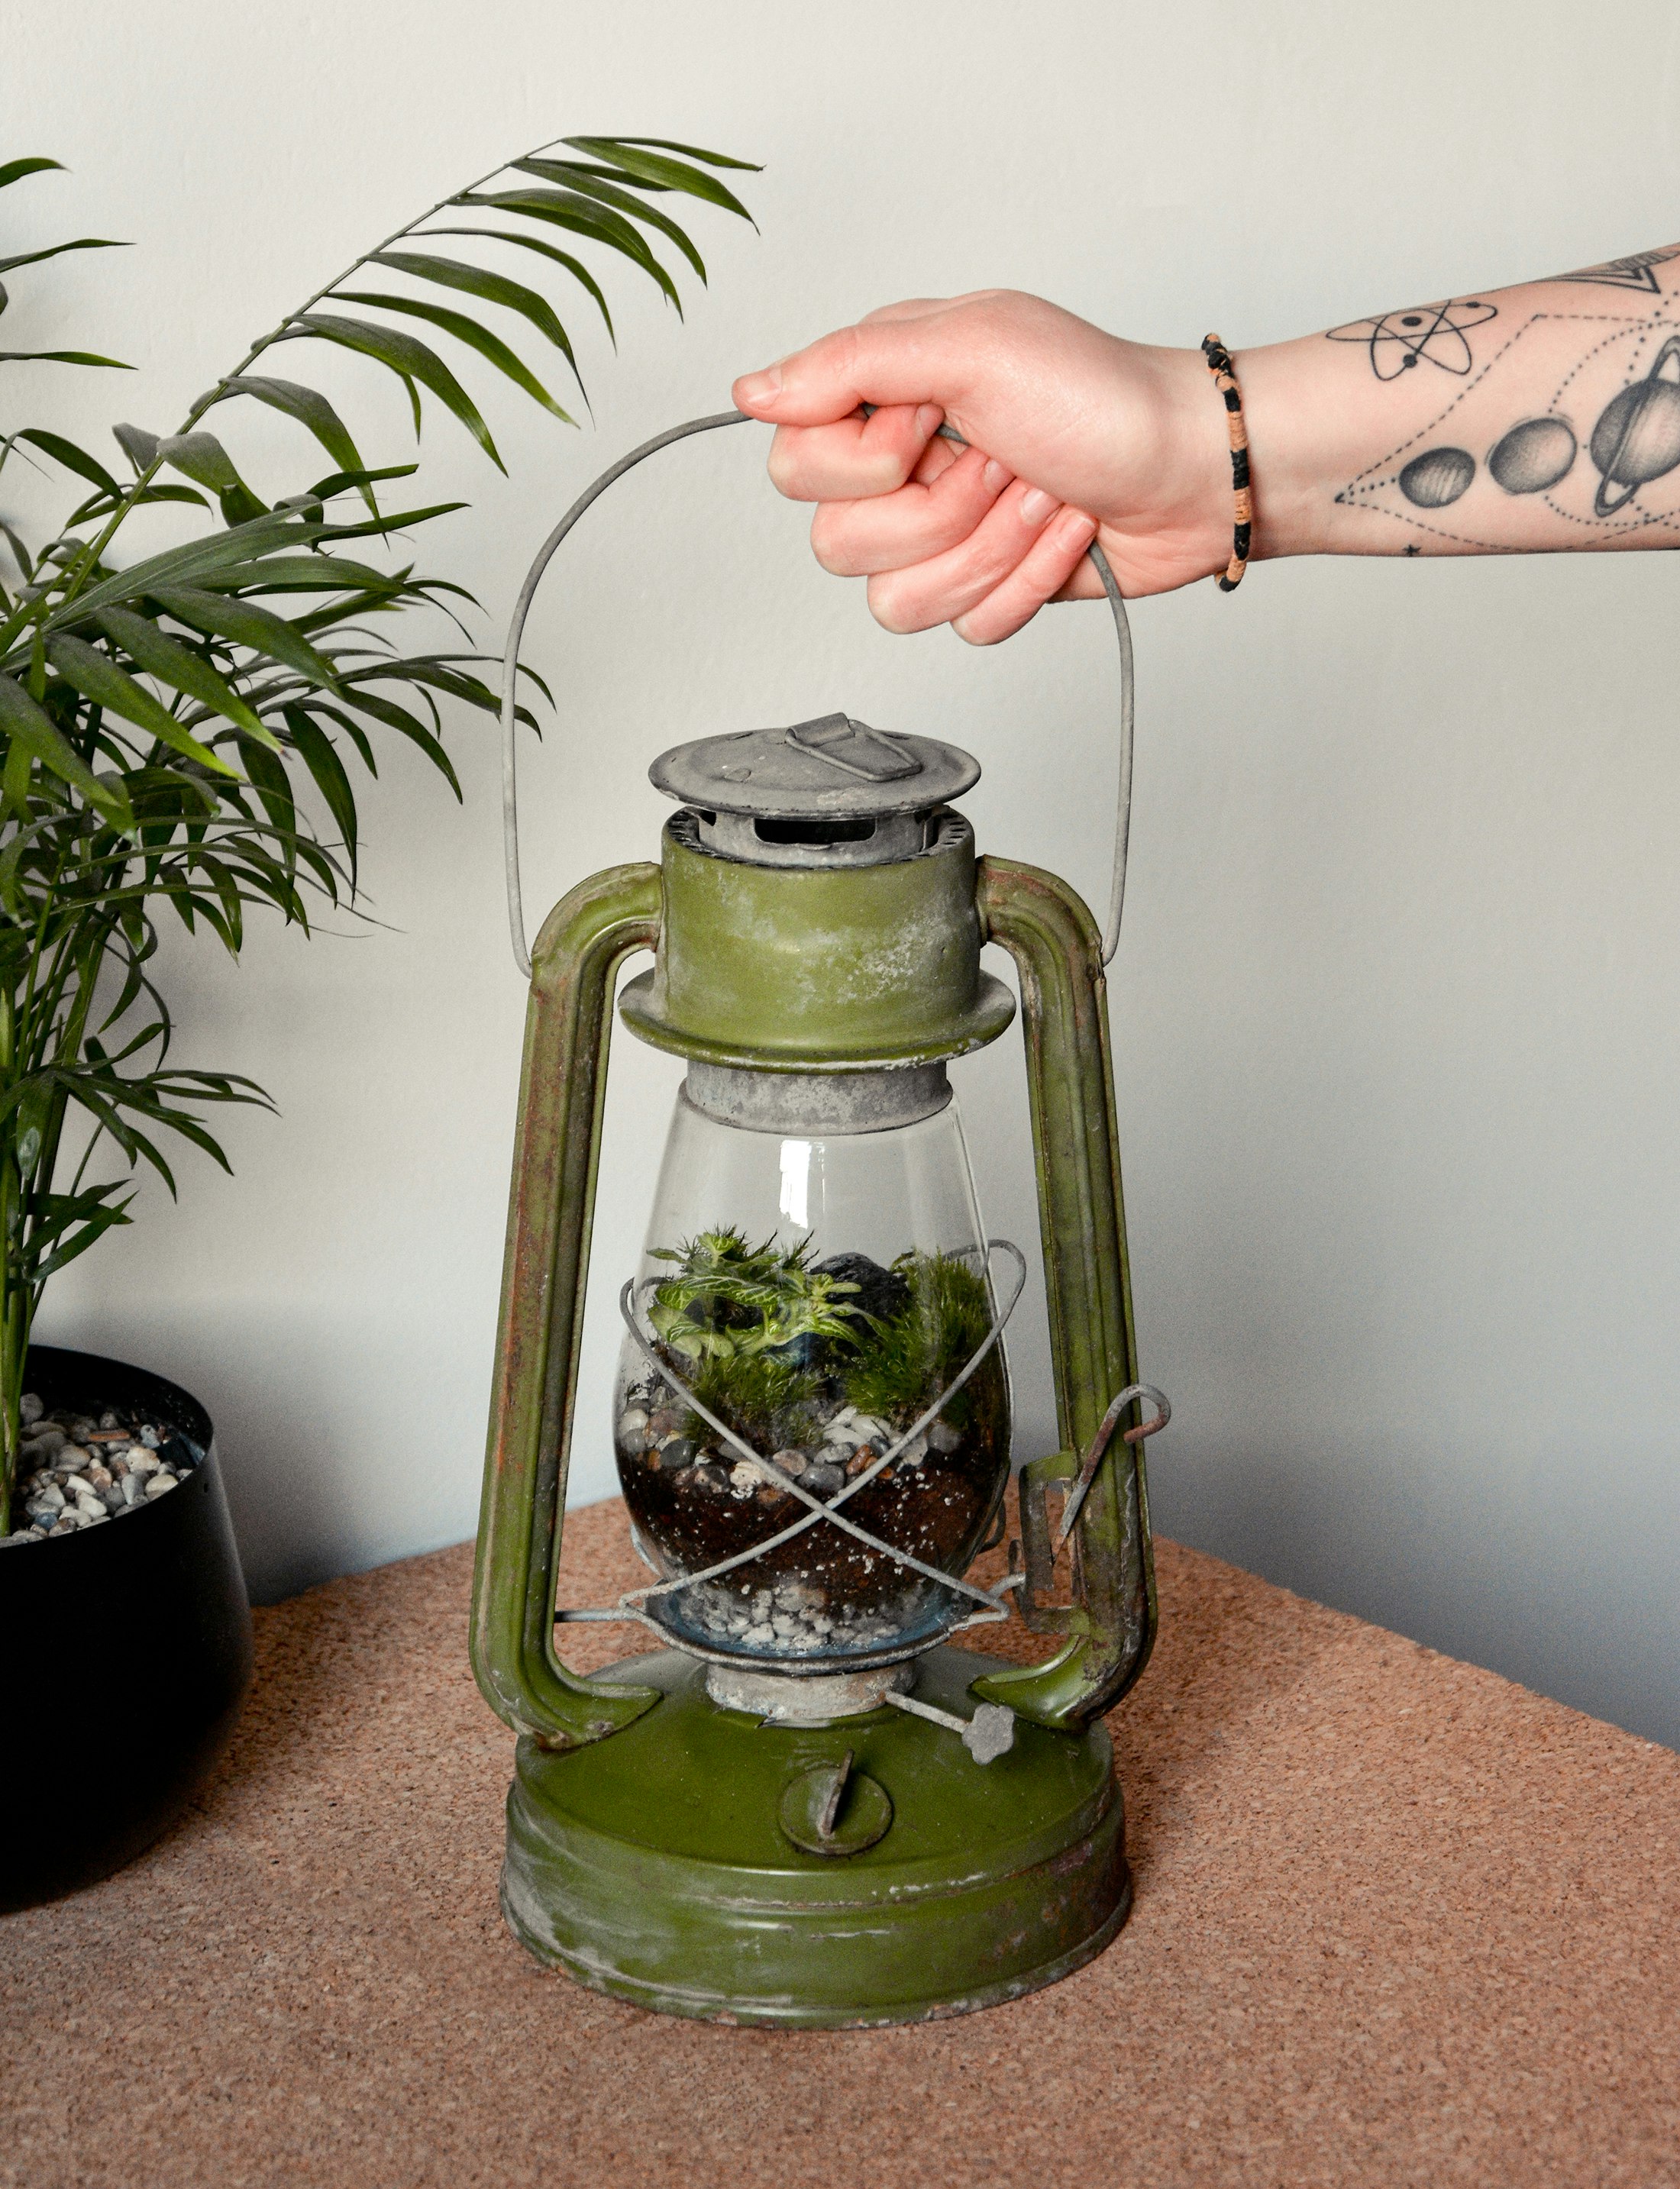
45, 633, 240, 775
334, 677, 460, 796
208, 553, 402, 595
215, 376, 371, 507
332, 289, 575, 423
90, 483, 210, 513
155, 431, 268, 526
564, 137, 758, 221
0, 348, 131, 369
287, 313, 503, 470
458, 190, 679, 312
317, 499, 467, 544
31, 1193, 134, 1282
11, 428, 119, 496
309, 461, 416, 499
505, 167, 688, 290
113, 421, 160, 472
149, 585, 341, 693
156, 430, 253, 496
0, 157, 65, 191
367, 252, 583, 387
238, 734, 296, 852
418, 228, 615, 341
0, 672, 129, 818
0, 237, 128, 276
92, 607, 276, 744
518, 160, 708, 281
280, 705, 358, 877
606, 136, 761, 172
47, 509, 325, 624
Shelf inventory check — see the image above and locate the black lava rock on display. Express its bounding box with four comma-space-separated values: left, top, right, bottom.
812, 1252, 911, 1327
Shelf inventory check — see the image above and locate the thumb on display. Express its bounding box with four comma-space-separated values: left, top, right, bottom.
733, 312, 962, 425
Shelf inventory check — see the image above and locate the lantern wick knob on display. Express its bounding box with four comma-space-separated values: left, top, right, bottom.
884, 1689, 1017, 1766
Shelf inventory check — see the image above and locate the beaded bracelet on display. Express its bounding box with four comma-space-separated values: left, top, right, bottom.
1200, 334, 1252, 591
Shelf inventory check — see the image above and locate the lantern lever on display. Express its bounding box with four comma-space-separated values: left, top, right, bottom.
1055, 1383, 1173, 1547
500, 408, 1136, 979
884, 1689, 1017, 1766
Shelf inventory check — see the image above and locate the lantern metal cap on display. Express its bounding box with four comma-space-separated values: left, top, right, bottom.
649, 713, 980, 819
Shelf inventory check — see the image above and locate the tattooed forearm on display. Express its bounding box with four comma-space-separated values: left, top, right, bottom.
1239, 246, 1680, 559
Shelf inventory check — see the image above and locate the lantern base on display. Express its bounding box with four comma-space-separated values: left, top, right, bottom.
499, 1645, 1129, 2027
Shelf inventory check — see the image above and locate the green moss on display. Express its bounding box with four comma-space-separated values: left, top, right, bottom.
679, 1351, 825, 1453
840, 1251, 995, 1429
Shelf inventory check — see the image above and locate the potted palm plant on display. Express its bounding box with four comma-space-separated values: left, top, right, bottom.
0, 133, 756, 1909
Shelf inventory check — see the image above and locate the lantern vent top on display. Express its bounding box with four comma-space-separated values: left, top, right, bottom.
649, 714, 980, 822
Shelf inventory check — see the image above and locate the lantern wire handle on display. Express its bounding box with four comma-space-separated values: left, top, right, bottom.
499, 413, 1137, 980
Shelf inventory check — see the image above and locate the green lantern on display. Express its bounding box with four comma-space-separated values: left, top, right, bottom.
470, 413, 1170, 2027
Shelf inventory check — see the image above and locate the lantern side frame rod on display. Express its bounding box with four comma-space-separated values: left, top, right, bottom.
499, 412, 1136, 980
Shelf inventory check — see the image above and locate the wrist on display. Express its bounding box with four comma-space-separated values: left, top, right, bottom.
1145, 341, 1237, 586
1236, 334, 1368, 560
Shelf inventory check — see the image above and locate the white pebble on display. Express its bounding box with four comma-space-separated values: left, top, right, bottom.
729, 1461, 760, 1495
741, 1623, 777, 1647
121, 1474, 145, 1507
125, 1451, 159, 1478
144, 1472, 179, 1499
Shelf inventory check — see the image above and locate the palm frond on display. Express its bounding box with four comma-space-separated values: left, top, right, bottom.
0, 131, 758, 1526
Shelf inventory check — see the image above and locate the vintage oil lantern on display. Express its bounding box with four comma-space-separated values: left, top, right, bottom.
470, 411, 1169, 2027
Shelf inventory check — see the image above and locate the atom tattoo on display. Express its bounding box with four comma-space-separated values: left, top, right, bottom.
1326, 298, 1499, 380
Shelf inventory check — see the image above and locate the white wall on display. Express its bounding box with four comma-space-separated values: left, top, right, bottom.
10, 0, 1679, 1745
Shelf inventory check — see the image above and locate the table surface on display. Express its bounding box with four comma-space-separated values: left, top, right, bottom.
4, 1498, 1677, 2189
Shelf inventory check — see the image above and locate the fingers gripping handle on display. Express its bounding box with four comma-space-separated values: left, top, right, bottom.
499, 410, 1137, 978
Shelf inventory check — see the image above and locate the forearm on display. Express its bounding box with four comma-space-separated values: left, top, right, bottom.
1241, 247, 1680, 559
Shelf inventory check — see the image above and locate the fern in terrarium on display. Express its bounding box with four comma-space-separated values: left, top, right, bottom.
648, 1228, 868, 1363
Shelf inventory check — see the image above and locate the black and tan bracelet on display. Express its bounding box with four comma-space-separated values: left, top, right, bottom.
1200, 334, 1252, 591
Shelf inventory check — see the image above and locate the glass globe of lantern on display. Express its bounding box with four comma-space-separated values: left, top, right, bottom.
614, 1067, 1012, 1667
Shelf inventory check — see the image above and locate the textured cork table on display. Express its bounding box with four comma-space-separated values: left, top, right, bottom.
4, 1499, 1677, 2189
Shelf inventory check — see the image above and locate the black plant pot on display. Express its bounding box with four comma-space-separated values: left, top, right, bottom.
0, 1344, 253, 1913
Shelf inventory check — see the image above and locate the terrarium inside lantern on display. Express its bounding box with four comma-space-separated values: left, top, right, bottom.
613, 1070, 1011, 1665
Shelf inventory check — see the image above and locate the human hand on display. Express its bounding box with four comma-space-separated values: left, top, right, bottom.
731, 291, 1230, 644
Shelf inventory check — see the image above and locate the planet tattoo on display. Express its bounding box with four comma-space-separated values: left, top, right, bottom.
1588, 334, 1680, 516
1488, 417, 1577, 495
1398, 447, 1475, 509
